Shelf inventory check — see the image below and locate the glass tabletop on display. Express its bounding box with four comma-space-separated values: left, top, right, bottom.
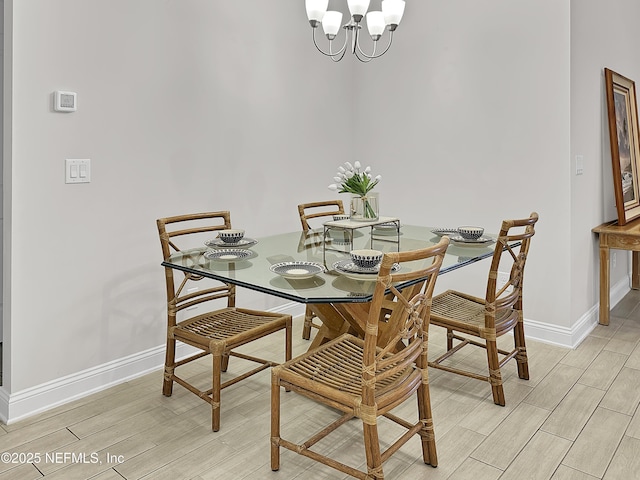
162, 225, 505, 304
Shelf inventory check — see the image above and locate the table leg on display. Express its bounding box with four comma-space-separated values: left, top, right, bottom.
307, 303, 354, 350
633, 251, 640, 290
599, 244, 610, 326
309, 301, 405, 349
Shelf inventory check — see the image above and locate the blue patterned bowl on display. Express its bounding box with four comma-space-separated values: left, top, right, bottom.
457, 226, 484, 240
350, 249, 383, 269
218, 229, 245, 244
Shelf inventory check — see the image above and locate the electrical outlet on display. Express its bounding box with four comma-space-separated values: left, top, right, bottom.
612, 252, 617, 268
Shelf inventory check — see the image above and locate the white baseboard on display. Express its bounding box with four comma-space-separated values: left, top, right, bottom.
524, 276, 630, 349
0, 343, 182, 425
0, 302, 305, 425
0, 279, 628, 425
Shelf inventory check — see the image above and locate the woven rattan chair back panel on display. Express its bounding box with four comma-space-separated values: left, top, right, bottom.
484, 213, 538, 318
157, 211, 235, 321
298, 200, 344, 233
362, 238, 449, 401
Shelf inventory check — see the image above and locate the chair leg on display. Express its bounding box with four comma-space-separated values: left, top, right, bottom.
271, 374, 281, 471
514, 320, 530, 380
212, 352, 222, 431
446, 329, 454, 351
285, 318, 293, 362
302, 306, 313, 340
284, 319, 293, 392
363, 422, 384, 479
221, 353, 230, 372
486, 339, 505, 406
162, 337, 175, 396
416, 381, 438, 467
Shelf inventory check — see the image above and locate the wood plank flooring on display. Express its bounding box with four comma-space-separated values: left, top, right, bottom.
2, 291, 640, 479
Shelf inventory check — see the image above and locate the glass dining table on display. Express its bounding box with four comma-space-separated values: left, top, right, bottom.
162, 224, 507, 349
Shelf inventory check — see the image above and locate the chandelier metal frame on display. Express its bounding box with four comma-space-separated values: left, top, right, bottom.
305, 0, 406, 63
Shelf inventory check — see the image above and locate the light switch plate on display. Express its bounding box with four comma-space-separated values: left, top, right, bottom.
66, 159, 91, 184
575, 155, 584, 175
54, 91, 77, 112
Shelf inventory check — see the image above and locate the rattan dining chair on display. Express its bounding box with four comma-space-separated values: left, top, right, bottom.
157, 211, 292, 431
428, 212, 539, 406
271, 236, 450, 480
297, 200, 345, 340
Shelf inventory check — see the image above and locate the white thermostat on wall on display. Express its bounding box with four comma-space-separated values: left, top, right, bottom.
54, 90, 77, 112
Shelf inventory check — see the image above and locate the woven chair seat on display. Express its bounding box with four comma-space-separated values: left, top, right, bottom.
431, 291, 517, 336
431, 292, 485, 327
280, 335, 415, 402
176, 308, 285, 343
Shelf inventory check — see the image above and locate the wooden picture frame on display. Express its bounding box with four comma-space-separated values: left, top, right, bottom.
605, 68, 640, 225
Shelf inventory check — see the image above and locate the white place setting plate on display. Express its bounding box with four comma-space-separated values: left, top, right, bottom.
373, 222, 402, 235
431, 227, 459, 237
450, 235, 495, 247
270, 261, 325, 280
204, 249, 255, 261
333, 259, 400, 281
205, 238, 258, 249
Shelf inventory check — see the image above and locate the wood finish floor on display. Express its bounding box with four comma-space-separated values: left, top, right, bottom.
2, 291, 640, 480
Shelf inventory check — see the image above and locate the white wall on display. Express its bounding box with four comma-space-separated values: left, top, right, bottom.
570, 0, 640, 325
4, 0, 353, 397
353, 0, 572, 330
0, 0, 4, 346
2, 0, 10, 392
1, 0, 630, 422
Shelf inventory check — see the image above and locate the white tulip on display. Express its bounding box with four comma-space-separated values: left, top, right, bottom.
328, 184, 339, 191
364, 166, 371, 174
344, 161, 353, 171
345, 171, 354, 179
374, 175, 382, 181
334, 176, 342, 182
354, 161, 361, 170
338, 166, 346, 173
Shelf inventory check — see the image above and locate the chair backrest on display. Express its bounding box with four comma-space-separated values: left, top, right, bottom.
156, 211, 235, 325
362, 236, 450, 403
485, 212, 539, 324
297, 200, 345, 233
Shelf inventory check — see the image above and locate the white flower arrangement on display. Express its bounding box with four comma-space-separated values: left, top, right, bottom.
328, 161, 381, 219
327, 161, 381, 197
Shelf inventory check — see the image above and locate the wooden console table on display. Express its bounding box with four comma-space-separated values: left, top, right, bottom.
592, 218, 640, 325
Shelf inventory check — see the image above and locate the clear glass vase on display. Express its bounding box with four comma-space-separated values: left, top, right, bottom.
350, 192, 379, 221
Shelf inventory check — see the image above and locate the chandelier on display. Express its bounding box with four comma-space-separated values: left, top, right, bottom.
305, 0, 406, 62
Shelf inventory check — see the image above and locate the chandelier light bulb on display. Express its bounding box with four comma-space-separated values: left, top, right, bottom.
366, 11, 386, 40
382, 0, 405, 28
322, 11, 343, 39
347, 0, 371, 22
305, 0, 329, 26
